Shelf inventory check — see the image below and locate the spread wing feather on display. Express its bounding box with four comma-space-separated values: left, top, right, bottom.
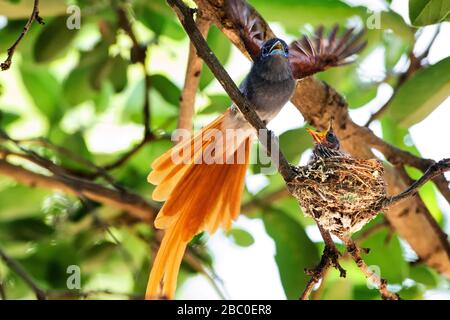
289, 25, 367, 79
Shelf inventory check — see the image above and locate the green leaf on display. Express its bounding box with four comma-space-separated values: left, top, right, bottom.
398, 284, 424, 299
137, 5, 185, 40
409, 0, 450, 26
122, 78, 145, 123
63, 66, 97, 106
0, 110, 20, 126
386, 57, 450, 128
263, 209, 319, 299
49, 129, 92, 169
0, 217, 54, 242
252, 127, 311, 174
383, 32, 410, 70
0, 20, 27, 52
199, 94, 231, 115
353, 284, 383, 300
359, 229, 408, 284
278, 127, 312, 164
227, 228, 255, 247
409, 265, 439, 288
90, 55, 129, 93
81, 241, 117, 272
93, 81, 114, 112
322, 279, 353, 299
0, 184, 50, 220
19, 64, 63, 122
200, 28, 232, 89
33, 16, 79, 63
150, 74, 181, 107
109, 56, 129, 93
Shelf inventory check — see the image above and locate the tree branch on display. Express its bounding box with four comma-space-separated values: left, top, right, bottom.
0, 160, 156, 221
178, 10, 211, 131
339, 235, 400, 300
167, 0, 295, 183
1, 0, 44, 71
300, 225, 345, 300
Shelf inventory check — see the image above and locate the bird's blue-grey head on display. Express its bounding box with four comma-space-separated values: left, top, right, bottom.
253, 38, 292, 81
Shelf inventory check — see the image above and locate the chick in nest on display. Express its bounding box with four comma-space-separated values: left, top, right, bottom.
289, 121, 386, 237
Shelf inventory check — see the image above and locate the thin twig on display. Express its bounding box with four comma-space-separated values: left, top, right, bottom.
1, 0, 44, 71
167, 0, 295, 182
0, 245, 46, 300
339, 235, 400, 300
383, 158, 450, 208
7, 136, 125, 191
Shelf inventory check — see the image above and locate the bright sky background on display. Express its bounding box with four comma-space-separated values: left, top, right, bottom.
0, 0, 448, 299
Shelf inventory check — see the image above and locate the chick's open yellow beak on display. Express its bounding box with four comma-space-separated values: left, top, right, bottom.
306, 128, 327, 144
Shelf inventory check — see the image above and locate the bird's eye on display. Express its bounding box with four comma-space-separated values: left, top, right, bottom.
326, 132, 336, 143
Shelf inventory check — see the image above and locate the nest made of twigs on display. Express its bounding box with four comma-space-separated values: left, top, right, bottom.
288, 156, 386, 236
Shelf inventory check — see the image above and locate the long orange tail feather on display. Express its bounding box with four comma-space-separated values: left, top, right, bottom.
146, 113, 251, 299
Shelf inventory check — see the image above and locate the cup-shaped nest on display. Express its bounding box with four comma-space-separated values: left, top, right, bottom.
289, 156, 386, 236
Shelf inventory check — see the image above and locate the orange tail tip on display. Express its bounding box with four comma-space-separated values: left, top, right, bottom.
145, 113, 251, 299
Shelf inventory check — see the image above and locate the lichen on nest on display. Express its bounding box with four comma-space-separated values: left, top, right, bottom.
288, 156, 386, 236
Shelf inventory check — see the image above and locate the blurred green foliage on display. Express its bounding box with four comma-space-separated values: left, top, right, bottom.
0, 0, 449, 300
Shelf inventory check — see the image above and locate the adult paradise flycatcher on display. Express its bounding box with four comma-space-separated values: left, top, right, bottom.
146, 0, 366, 299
